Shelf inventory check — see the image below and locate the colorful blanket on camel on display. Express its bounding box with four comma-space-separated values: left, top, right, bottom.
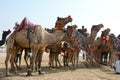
110, 33, 120, 51
16, 17, 37, 31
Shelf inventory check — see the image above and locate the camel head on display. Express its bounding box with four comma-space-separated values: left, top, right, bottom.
101, 28, 111, 38
55, 15, 72, 30
117, 34, 120, 40
66, 25, 77, 38
2, 29, 11, 37
66, 25, 78, 46
91, 24, 104, 32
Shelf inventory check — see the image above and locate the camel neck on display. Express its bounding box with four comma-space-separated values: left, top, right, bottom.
46, 30, 65, 45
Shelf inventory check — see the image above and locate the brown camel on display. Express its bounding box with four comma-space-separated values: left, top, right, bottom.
87, 28, 111, 66
108, 33, 120, 66
0, 29, 11, 46
60, 41, 75, 67
50, 24, 103, 68
5, 15, 72, 76
69, 24, 104, 67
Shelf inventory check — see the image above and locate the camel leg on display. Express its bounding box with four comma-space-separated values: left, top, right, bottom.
14, 47, 22, 70
35, 53, 39, 71
51, 53, 55, 68
63, 56, 66, 67
49, 51, 53, 68
38, 50, 44, 75
24, 49, 29, 67
18, 53, 22, 69
55, 51, 58, 68
10, 50, 18, 74
15, 50, 22, 70
55, 53, 62, 67
14, 54, 19, 70
66, 53, 69, 67
76, 51, 79, 67
18, 48, 24, 69
73, 51, 78, 68
26, 47, 38, 76
104, 52, 108, 65
100, 53, 103, 64
5, 49, 11, 77
51, 56, 54, 68
73, 52, 75, 68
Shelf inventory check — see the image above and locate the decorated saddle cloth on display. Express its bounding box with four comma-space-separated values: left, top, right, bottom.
76, 30, 85, 45
110, 34, 120, 51
16, 17, 37, 32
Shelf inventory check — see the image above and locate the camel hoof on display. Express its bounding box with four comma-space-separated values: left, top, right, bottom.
26, 74, 32, 77
26, 70, 32, 76
14, 70, 18, 74
38, 71, 44, 75
26, 73, 32, 77
6, 75, 10, 77
5, 73, 11, 77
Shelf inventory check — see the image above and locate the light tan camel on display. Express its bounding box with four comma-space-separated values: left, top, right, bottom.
5, 15, 72, 76
47, 25, 77, 68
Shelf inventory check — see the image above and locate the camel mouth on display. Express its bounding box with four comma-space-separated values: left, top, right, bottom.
100, 24, 104, 28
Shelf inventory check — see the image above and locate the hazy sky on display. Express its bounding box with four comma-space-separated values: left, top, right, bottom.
0, 0, 120, 39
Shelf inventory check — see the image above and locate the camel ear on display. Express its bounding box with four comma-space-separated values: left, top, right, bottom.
74, 25, 77, 28
63, 28, 67, 33
8, 29, 11, 33
57, 17, 60, 20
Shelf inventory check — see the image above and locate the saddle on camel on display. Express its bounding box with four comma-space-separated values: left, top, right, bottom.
14, 17, 37, 32
11, 17, 38, 48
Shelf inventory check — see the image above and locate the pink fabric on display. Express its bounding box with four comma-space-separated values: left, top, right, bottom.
17, 17, 37, 31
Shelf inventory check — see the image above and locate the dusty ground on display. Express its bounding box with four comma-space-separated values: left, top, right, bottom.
0, 53, 120, 80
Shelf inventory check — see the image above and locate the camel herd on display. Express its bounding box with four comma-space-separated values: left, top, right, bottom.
1, 15, 120, 77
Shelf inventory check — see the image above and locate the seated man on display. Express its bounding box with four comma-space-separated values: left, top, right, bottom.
112, 54, 120, 74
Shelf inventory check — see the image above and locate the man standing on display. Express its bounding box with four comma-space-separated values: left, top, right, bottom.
112, 54, 120, 74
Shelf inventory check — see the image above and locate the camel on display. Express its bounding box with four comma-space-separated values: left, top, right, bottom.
46, 44, 62, 69
49, 24, 103, 68
48, 24, 104, 68
108, 33, 120, 65
98, 28, 111, 65
12, 25, 77, 71
77, 25, 89, 37
46, 25, 78, 68
49, 25, 76, 67
69, 24, 104, 67
59, 41, 75, 67
5, 15, 72, 76
87, 28, 111, 66
0, 29, 11, 46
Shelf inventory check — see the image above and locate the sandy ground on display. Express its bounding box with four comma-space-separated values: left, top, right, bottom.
0, 53, 120, 80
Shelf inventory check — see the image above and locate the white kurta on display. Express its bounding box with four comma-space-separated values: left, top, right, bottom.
112, 60, 120, 73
